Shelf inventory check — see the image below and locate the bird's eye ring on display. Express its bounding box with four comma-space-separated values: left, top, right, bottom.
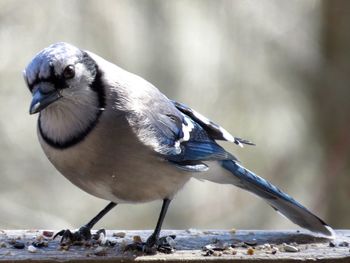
63, 65, 75, 79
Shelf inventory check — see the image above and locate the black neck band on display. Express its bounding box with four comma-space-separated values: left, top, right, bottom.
39, 53, 106, 149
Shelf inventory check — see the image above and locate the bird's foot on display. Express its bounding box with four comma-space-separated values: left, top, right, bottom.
125, 234, 176, 255
54, 226, 102, 245
156, 235, 176, 254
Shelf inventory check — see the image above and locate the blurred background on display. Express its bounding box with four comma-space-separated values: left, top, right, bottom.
0, 0, 349, 231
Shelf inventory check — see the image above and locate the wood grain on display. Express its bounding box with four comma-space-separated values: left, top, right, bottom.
0, 229, 349, 262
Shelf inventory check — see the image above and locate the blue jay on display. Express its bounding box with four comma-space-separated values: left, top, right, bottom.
24, 42, 333, 253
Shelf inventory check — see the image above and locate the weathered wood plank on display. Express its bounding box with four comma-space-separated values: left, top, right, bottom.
0, 229, 349, 262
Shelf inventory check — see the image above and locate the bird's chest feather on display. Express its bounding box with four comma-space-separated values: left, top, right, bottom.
38, 112, 190, 203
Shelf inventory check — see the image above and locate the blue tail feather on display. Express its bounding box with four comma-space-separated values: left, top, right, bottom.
221, 160, 334, 237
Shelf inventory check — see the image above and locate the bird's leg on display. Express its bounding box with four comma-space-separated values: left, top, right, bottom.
126, 198, 175, 254
54, 202, 117, 245
144, 199, 174, 253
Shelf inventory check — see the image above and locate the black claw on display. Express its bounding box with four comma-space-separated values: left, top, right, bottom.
53, 229, 75, 244
125, 235, 176, 255
78, 225, 92, 240
53, 226, 92, 245
145, 233, 157, 247
53, 229, 66, 240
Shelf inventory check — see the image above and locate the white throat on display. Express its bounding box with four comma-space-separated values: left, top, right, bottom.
39, 88, 101, 145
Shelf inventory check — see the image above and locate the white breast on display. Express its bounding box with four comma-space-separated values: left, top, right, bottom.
38, 108, 191, 203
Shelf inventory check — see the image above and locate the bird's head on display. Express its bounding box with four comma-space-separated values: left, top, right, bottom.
24, 42, 101, 115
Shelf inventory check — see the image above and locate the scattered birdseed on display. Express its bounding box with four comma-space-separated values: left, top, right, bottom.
27, 245, 37, 253
212, 251, 222, 256
222, 247, 237, 255
271, 247, 279, 254
247, 247, 254, 255
203, 244, 215, 251
244, 239, 257, 246
283, 244, 299, 252
13, 241, 25, 249
329, 241, 336, 247
212, 242, 225, 251
42, 231, 54, 238
339, 241, 349, 247
113, 232, 126, 238
133, 235, 142, 243
203, 241, 230, 251
232, 242, 245, 248
35, 235, 44, 242
259, 243, 270, 250
32, 240, 48, 248
59, 244, 70, 251
202, 249, 214, 256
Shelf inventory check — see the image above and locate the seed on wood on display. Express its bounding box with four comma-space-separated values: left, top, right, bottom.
27, 245, 37, 253
113, 232, 126, 238
133, 235, 142, 243
244, 239, 257, 246
13, 241, 25, 249
283, 244, 299, 252
42, 231, 54, 238
247, 247, 254, 255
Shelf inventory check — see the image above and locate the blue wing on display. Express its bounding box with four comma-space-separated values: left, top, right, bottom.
165, 114, 235, 162
127, 97, 253, 172
172, 101, 255, 147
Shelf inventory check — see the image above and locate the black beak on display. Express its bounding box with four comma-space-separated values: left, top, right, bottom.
29, 88, 62, 114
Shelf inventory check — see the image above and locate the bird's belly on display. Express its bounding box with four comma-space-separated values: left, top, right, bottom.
38, 123, 190, 203
61, 156, 188, 203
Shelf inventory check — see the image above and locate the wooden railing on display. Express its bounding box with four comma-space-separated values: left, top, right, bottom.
0, 229, 349, 262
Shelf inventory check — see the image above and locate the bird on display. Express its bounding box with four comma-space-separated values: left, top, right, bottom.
24, 42, 334, 253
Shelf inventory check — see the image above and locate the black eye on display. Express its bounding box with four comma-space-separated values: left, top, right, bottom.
63, 65, 75, 79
